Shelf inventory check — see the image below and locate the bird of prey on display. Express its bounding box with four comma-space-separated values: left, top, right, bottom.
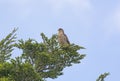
58, 28, 70, 45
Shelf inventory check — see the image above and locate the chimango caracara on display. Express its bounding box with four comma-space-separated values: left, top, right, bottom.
58, 28, 70, 45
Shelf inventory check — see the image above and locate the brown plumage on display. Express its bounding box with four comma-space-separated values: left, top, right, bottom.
58, 28, 70, 45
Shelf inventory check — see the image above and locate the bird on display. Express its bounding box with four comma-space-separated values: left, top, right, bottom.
58, 28, 70, 45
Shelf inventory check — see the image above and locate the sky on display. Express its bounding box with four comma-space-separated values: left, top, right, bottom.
0, 0, 120, 81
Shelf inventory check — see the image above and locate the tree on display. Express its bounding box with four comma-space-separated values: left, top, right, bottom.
15, 32, 85, 79
0, 28, 43, 81
0, 28, 109, 81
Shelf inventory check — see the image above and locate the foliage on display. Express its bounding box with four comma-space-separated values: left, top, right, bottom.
0, 29, 86, 81
0, 29, 109, 81
96, 72, 110, 81
0, 28, 17, 63
15, 33, 85, 79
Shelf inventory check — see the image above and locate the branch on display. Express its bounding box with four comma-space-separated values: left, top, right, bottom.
96, 72, 110, 81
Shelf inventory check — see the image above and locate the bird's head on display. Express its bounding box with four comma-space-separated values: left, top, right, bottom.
58, 28, 63, 31
58, 28, 64, 32
58, 28, 64, 34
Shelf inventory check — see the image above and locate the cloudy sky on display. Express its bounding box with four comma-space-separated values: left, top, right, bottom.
0, 0, 120, 81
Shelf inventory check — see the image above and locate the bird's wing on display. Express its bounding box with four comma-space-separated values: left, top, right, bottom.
64, 34, 70, 44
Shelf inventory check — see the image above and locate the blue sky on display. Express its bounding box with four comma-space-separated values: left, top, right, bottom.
0, 0, 120, 81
